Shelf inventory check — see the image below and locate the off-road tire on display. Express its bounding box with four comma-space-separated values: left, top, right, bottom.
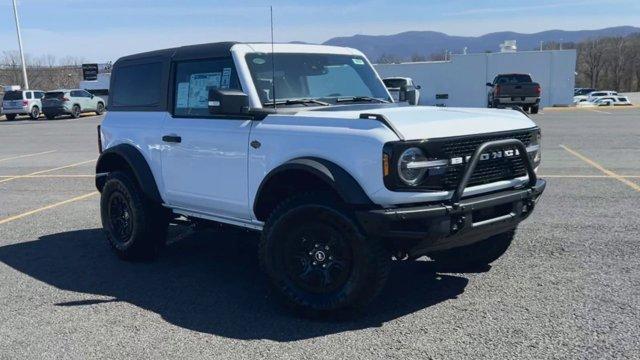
530, 105, 539, 114
29, 106, 40, 120
5, 114, 17, 121
96, 102, 105, 115
259, 192, 390, 317
44, 113, 56, 120
428, 230, 515, 271
70, 105, 81, 118
100, 171, 168, 261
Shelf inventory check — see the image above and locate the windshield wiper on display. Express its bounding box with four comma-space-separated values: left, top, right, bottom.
263, 98, 330, 107
336, 96, 389, 104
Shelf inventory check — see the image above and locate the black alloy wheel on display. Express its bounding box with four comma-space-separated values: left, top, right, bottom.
281, 223, 353, 295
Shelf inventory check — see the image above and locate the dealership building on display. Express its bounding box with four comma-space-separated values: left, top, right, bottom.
79, 45, 577, 109
374, 47, 577, 108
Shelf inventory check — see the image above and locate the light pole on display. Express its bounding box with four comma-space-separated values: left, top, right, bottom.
12, 0, 29, 89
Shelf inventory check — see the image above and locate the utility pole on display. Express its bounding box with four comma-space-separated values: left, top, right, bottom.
12, 0, 29, 89
540, 41, 543, 51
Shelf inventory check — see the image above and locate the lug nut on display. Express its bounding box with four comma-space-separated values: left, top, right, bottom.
313, 261, 317, 266
324, 246, 329, 250
322, 264, 327, 268
329, 256, 333, 260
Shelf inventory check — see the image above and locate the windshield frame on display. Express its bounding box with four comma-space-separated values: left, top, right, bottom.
242, 52, 393, 108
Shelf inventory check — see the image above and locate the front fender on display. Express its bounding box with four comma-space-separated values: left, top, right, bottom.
253, 157, 374, 215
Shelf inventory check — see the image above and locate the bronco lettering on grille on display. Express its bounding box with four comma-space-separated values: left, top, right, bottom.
450, 149, 520, 165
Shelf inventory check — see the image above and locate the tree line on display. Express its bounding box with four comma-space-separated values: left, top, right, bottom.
0, 51, 85, 91
375, 33, 640, 92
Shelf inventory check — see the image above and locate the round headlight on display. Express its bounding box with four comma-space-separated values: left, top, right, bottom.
398, 147, 427, 186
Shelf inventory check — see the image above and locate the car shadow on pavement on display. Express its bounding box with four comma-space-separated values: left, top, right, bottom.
0, 226, 468, 341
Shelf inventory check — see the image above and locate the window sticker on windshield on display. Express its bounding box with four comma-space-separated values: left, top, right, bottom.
221, 68, 232, 89
176, 82, 189, 108
352, 58, 365, 65
253, 58, 266, 65
188, 72, 221, 108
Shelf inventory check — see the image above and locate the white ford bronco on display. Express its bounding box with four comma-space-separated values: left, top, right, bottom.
96, 42, 545, 316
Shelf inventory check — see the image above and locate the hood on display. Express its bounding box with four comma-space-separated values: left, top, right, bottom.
294, 105, 537, 140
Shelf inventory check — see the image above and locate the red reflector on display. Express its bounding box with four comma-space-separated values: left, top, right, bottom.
62, 97, 69, 102
22, 100, 28, 106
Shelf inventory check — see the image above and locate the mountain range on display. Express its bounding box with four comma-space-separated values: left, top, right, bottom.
321, 26, 640, 61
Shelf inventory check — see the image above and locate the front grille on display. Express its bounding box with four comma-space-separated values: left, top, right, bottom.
438, 131, 533, 190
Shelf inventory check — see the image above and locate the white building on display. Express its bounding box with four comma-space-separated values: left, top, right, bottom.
79, 63, 112, 103
375, 49, 577, 108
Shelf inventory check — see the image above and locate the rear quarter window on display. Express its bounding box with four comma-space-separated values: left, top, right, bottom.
111, 62, 163, 108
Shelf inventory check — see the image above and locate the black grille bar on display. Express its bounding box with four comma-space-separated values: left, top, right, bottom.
450, 139, 537, 205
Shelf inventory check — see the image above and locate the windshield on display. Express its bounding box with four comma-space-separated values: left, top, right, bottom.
245, 53, 391, 106
3, 91, 23, 101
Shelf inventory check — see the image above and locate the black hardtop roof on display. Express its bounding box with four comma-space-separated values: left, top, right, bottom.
114, 42, 239, 65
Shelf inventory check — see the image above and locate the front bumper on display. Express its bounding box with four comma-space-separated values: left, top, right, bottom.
356, 138, 546, 258
357, 179, 545, 257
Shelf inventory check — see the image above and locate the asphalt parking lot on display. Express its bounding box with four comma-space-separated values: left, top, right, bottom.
0, 108, 639, 359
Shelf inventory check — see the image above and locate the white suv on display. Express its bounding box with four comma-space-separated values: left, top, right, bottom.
2, 89, 45, 120
96, 42, 545, 316
42, 89, 105, 119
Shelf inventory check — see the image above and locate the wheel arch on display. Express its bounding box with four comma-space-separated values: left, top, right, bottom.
253, 157, 374, 221
95, 144, 162, 203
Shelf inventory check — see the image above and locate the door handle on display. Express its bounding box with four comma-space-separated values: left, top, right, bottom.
162, 135, 182, 143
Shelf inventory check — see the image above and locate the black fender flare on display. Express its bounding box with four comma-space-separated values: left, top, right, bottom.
95, 144, 163, 203
253, 157, 374, 215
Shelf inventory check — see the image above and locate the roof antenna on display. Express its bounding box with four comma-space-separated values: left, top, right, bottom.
270, 5, 276, 110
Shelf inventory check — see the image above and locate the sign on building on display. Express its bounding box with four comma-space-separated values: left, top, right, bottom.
82, 64, 99, 81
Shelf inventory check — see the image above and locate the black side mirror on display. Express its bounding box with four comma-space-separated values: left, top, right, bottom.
486, 82, 494, 87
208, 89, 249, 116
399, 85, 419, 106
415, 85, 422, 90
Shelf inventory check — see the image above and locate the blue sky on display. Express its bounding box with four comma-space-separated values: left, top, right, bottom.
1, 0, 638, 62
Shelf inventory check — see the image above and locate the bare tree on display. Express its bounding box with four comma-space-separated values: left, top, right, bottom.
580, 39, 607, 88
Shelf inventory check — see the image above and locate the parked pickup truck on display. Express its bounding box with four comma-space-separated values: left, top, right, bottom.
97, 42, 545, 317
487, 74, 541, 114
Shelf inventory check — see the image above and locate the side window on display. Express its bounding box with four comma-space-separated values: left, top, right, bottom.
70, 90, 80, 97
26, 92, 32, 99
82, 90, 92, 98
35, 92, 44, 99
173, 58, 241, 117
112, 62, 163, 107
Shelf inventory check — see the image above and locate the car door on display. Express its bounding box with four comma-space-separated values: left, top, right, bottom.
81, 90, 96, 110
160, 57, 252, 220
34, 91, 44, 108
